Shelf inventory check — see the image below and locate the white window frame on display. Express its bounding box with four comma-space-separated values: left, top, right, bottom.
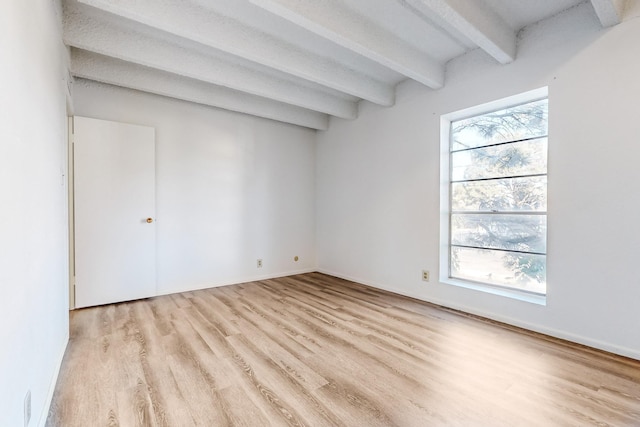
439, 88, 548, 305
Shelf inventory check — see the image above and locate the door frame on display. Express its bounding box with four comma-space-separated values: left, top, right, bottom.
68, 117, 76, 309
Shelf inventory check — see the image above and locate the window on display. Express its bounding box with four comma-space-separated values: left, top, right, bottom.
442, 92, 548, 298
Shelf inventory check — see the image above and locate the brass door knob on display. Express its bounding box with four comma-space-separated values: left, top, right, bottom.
146, 218, 153, 223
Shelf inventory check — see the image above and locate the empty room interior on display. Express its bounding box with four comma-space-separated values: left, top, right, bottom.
3, 0, 640, 426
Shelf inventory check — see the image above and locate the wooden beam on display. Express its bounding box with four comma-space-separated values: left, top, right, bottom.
407, 0, 516, 64
63, 3, 357, 119
71, 50, 330, 130
250, 0, 445, 89
590, 0, 626, 27
77, 0, 395, 106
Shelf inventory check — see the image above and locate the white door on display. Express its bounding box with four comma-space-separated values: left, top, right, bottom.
73, 116, 156, 308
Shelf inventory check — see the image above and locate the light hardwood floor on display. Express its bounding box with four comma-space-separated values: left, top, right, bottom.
47, 273, 640, 426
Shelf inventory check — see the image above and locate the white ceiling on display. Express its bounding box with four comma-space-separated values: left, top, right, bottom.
62, 0, 626, 130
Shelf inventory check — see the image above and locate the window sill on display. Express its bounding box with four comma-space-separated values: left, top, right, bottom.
441, 277, 547, 306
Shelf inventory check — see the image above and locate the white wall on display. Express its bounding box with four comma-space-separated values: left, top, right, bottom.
73, 80, 317, 296
317, 2, 640, 359
0, 1, 70, 426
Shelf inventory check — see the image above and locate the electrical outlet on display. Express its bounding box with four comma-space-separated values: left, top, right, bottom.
422, 270, 430, 282
257, 259, 263, 268
24, 390, 31, 427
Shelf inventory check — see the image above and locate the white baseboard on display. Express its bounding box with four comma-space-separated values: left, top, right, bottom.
317, 269, 640, 361
156, 267, 317, 297
38, 330, 70, 427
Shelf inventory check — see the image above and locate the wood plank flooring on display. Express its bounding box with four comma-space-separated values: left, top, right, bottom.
46, 273, 640, 426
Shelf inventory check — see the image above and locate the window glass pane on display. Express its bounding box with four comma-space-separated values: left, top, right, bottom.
451, 246, 546, 294
451, 138, 547, 181
451, 214, 546, 253
451, 176, 547, 212
451, 99, 548, 151
446, 95, 548, 295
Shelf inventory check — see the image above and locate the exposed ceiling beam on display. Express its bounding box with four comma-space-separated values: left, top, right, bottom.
249, 0, 444, 89
590, 0, 626, 27
76, 0, 395, 106
63, 4, 357, 120
406, 0, 516, 64
70, 49, 329, 130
